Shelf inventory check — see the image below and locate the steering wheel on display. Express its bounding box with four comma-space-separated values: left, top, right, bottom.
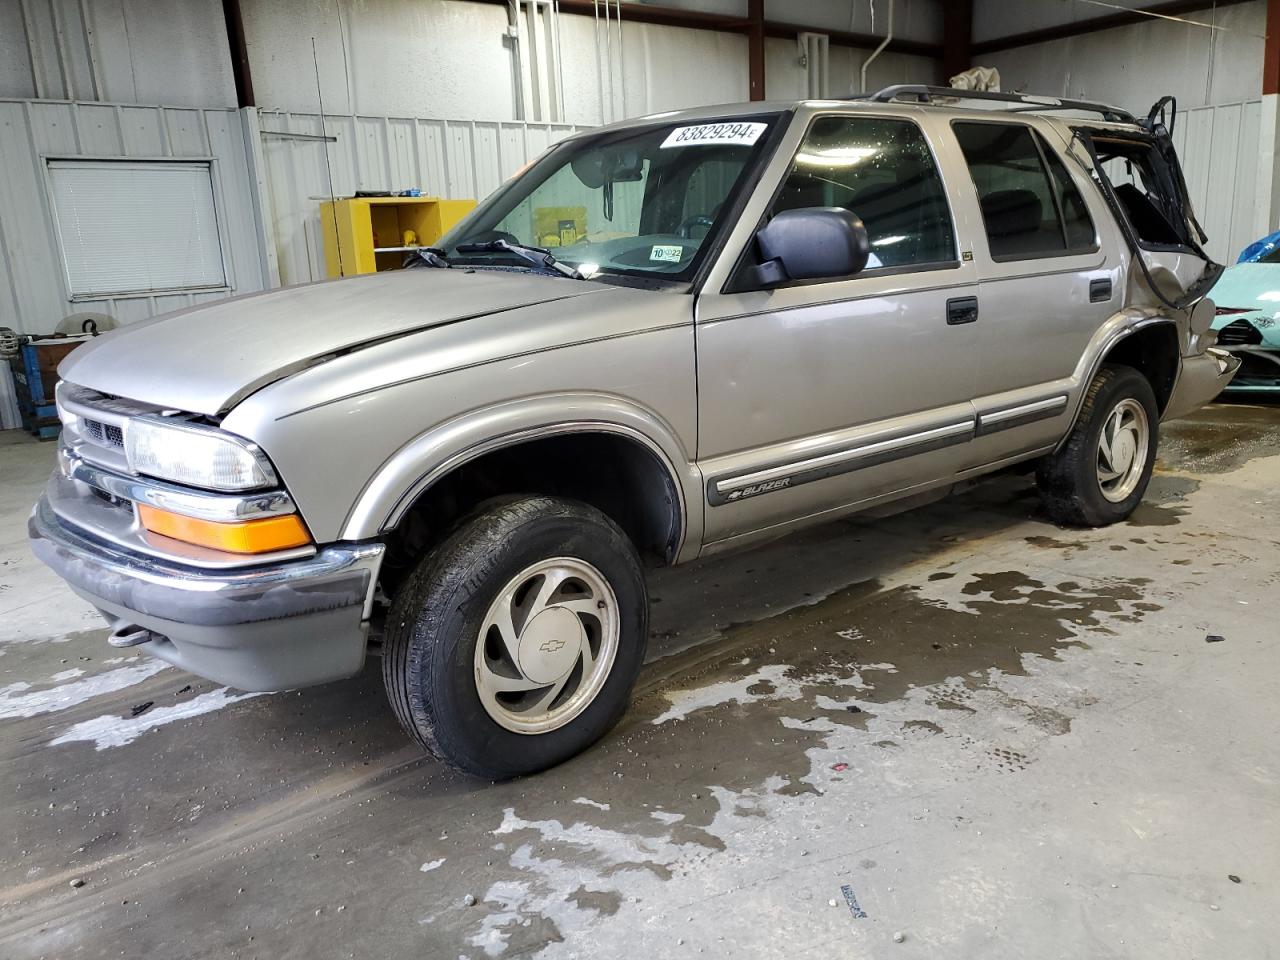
678, 215, 714, 239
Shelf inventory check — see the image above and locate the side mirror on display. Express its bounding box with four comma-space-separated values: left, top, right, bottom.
750, 207, 870, 288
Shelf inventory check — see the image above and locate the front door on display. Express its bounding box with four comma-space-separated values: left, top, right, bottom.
695, 112, 981, 547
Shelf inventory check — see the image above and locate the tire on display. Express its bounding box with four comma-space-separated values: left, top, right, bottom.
1036, 364, 1159, 527
382, 495, 648, 779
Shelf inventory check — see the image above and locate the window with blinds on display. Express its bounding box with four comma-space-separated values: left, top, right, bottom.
47, 160, 227, 298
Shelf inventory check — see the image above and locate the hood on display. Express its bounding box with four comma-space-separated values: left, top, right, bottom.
1208, 263, 1280, 344
59, 269, 606, 416
1209, 263, 1280, 317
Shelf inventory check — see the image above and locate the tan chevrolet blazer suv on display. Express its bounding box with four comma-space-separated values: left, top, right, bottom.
31, 86, 1237, 778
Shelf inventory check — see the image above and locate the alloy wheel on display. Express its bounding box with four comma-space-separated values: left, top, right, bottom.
1096, 397, 1149, 503
474, 557, 620, 734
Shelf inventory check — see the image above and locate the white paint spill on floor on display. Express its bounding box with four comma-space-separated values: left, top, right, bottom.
0, 660, 168, 720
49, 687, 265, 750
471, 810, 697, 957
572, 797, 610, 811
650, 664, 803, 725
474, 787, 775, 956
419, 858, 446, 872
467, 879, 534, 957
492, 807, 690, 866
651, 663, 879, 725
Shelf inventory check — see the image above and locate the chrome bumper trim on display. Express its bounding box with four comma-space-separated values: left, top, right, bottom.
29, 495, 384, 628
59, 447, 296, 522
46, 467, 314, 570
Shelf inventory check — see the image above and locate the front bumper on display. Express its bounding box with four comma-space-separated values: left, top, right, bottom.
29, 496, 384, 691
1163, 348, 1242, 420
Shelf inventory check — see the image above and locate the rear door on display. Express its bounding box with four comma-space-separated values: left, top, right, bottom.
944, 118, 1120, 469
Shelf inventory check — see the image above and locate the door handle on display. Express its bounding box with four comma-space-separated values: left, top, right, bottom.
946, 296, 979, 325
1089, 278, 1112, 302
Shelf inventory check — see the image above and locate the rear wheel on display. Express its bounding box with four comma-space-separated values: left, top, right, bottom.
1036, 364, 1159, 526
382, 495, 647, 779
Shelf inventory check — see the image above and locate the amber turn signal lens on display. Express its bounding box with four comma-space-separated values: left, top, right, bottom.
137, 504, 312, 554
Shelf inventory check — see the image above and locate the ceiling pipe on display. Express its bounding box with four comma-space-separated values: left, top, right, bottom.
508, 0, 527, 120
553, 0, 565, 120
594, 0, 606, 123
859, 0, 895, 93
615, 0, 625, 120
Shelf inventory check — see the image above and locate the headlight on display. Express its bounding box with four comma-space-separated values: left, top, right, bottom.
125, 417, 276, 491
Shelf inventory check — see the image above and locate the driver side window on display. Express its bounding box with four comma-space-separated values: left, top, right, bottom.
773, 116, 957, 270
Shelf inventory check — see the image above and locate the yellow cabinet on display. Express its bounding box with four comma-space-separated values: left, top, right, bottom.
320, 196, 477, 278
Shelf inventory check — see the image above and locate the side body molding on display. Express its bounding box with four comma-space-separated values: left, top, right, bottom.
339, 393, 702, 560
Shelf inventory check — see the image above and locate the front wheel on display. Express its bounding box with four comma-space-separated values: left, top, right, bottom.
1036, 364, 1159, 527
381, 495, 648, 779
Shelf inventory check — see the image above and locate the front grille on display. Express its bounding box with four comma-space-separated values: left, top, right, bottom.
81, 418, 125, 449
1216, 318, 1264, 346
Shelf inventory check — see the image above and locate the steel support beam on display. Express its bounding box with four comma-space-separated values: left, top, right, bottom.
748, 0, 765, 101
467, 0, 939, 57
221, 0, 254, 108
973, 0, 1255, 56
552, 0, 749, 32
763, 21, 940, 58
1256, 0, 1280, 237
940, 0, 973, 83
1264, 0, 1280, 95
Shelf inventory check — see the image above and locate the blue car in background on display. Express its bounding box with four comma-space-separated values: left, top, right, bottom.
1210, 230, 1280, 395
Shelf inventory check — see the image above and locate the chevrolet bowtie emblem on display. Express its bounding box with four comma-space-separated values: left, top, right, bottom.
539, 638, 567, 653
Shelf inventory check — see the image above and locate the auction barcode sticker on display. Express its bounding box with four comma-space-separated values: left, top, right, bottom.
661, 122, 767, 149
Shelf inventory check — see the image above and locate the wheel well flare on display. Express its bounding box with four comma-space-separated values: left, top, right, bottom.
1101, 323, 1180, 413
380, 432, 682, 596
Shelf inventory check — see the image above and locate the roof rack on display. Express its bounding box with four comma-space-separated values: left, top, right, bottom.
851, 84, 1137, 125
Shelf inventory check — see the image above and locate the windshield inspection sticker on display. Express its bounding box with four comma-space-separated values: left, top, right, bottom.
650, 245, 684, 263
661, 121, 767, 149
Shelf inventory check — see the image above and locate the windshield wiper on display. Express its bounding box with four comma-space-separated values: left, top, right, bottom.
412, 247, 451, 268
454, 239, 584, 279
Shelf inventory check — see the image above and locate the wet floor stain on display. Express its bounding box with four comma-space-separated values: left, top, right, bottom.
903, 719, 944, 735
422, 568, 1158, 956
566, 887, 621, 916
1159, 403, 1280, 473
5, 470, 1223, 960
1025, 535, 1089, 552
1127, 474, 1201, 527
18, 410, 1276, 959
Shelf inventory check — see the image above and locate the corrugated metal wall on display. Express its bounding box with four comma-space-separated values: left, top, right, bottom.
257, 111, 588, 286
1171, 99, 1263, 264
0, 98, 267, 335
1, 95, 1268, 336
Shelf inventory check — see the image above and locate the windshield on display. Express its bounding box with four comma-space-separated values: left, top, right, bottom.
440, 115, 781, 283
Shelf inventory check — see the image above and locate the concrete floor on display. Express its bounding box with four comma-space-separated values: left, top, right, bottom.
1, 405, 1277, 959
